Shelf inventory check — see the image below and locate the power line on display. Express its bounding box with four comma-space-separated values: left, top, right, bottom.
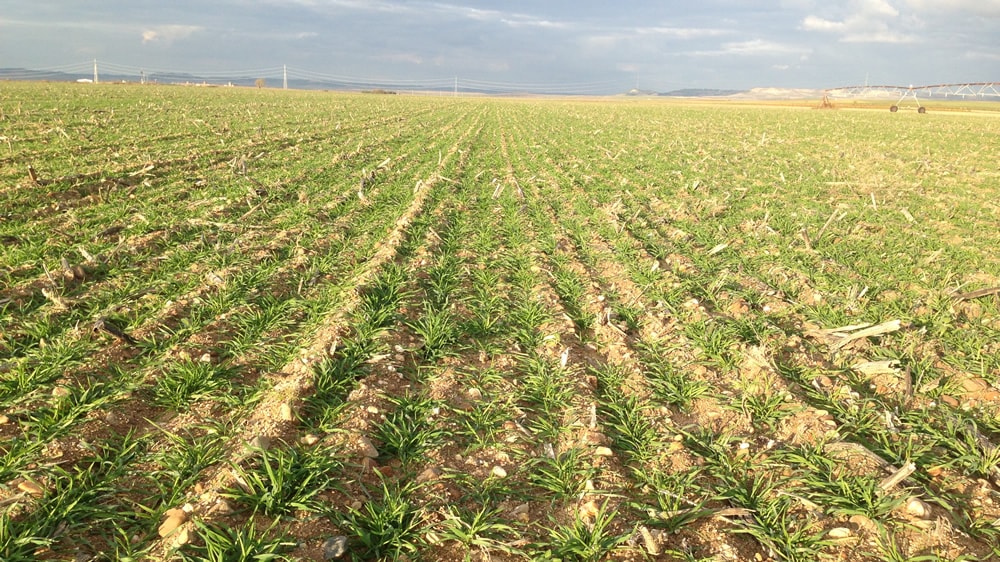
11, 59, 636, 95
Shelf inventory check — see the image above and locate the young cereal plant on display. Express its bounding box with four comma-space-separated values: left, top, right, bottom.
455, 395, 514, 450
923, 415, 1000, 480
550, 264, 593, 335
153, 360, 236, 410
722, 474, 829, 562
520, 354, 575, 415
525, 448, 597, 500
21, 378, 119, 439
228, 296, 296, 356
358, 263, 408, 329
304, 353, 367, 432
436, 505, 518, 562
340, 479, 427, 561
178, 520, 296, 562
222, 444, 343, 516
148, 425, 228, 507
611, 302, 644, 333
373, 393, 447, 465
736, 391, 791, 431
646, 362, 711, 413
631, 467, 714, 534
872, 522, 949, 562
779, 445, 907, 520
0, 436, 143, 561
408, 304, 461, 362
447, 467, 519, 505
599, 394, 660, 465
684, 319, 739, 372
467, 268, 508, 338
423, 255, 462, 310
509, 299, 551, 350
538, 500, 629, 562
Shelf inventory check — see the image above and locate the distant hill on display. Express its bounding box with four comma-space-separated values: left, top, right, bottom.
658, 88, 745, 97
727, 87, 825, 100
624, 88, 747, 97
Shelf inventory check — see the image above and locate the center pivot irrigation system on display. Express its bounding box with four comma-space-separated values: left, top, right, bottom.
824, 82, 1000, 113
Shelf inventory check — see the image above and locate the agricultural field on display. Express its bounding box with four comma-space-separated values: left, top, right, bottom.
1, 81, 999, 561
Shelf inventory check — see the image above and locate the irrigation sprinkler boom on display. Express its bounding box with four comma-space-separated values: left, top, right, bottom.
823, 82, 1000, 113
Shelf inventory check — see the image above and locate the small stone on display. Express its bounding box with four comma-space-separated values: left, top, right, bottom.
279, 402, 294, 421
579, 500, 600, 522
357, 435, 379, 458
323, 536, 348, 560
594, 446, 614, 457
467, 387, 483, 401
905, 497, 932, 519
52, 386, 71, 398
827, 527, 851, 539
18, 481, 44, 497
212, 498, 236, 515
0, 414, 9, 425
247, 436, 271, 451
585, 431, 609, 445
416, 467, 443, 484
301, 433, 321, 446
490, 466, 507, 478
199, 353, 212, 363
105, 410, 122, 425
961, 377, 990, 393
158, 508, 187, 538
173, 526, 191, 547
366, 405, 379, 415
510, 502, 530, 522
639, 526, 659, 555
849, 514, 878, 533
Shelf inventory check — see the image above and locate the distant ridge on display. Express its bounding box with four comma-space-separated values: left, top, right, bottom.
659, 88, 745, 97
624, 88, 746, 97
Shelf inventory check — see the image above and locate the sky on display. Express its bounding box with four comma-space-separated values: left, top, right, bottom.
1, 0, 998, 92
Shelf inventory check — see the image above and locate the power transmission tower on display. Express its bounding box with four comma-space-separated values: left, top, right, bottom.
93, 59, 99, 84
283, 65, 288, 90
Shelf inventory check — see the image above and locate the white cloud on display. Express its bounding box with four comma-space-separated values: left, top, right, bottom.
142, 24, 202, 44
694, 39, 810, 57
801, 16, 845, 31
906, 0, 1000, 17
801, 0, 920, 43
964, 50, 1000, 61
376, 52, 424, 65
634, 26, 731, 39
500, 16, 568, 30
842, 29, 917, 43
863, 0, 900, 17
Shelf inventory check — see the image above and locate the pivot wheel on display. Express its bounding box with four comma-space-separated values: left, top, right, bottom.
918, 107, 926, 114
890, 105, 899, 112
